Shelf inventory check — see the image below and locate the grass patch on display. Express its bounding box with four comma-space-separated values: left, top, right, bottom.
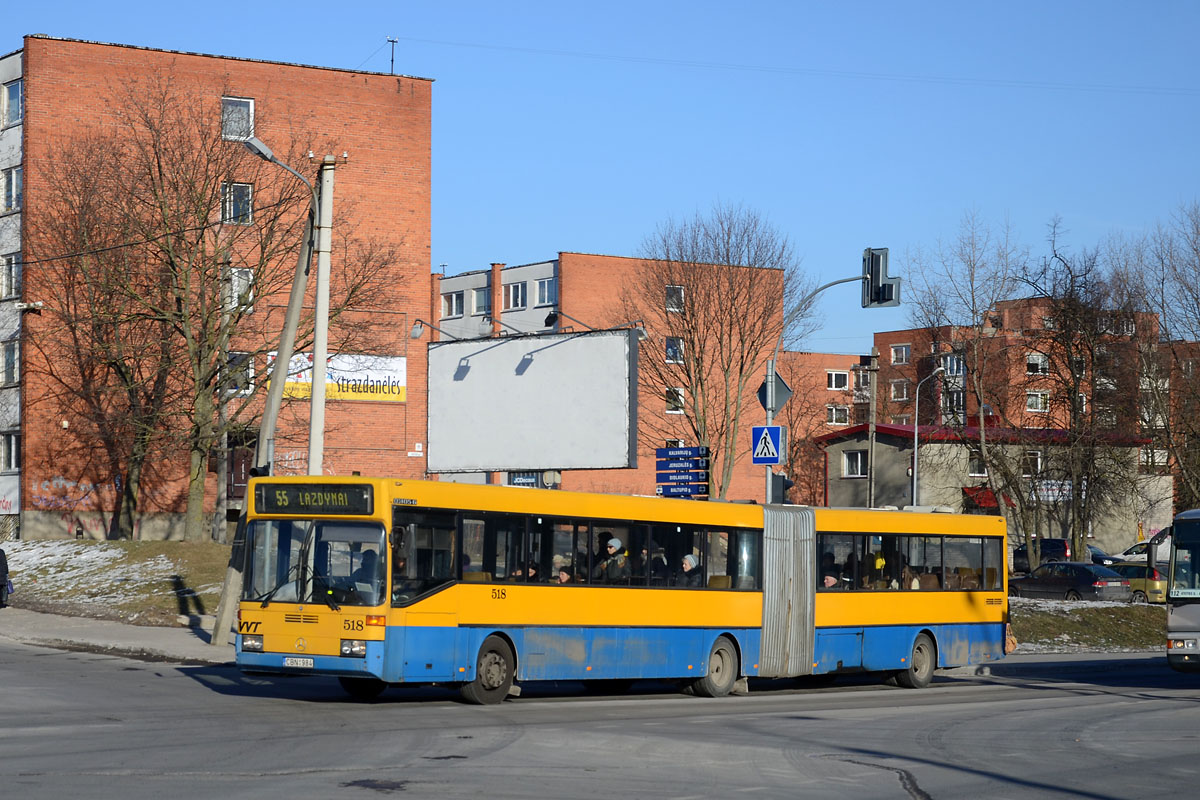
1010, 599, 1165, 651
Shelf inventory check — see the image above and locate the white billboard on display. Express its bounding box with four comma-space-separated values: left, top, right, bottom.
426, 330, 638, 472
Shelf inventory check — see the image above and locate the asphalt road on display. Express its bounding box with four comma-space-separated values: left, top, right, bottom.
0, 640, 1195, 800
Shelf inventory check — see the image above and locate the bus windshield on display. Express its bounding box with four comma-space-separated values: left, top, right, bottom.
244, 519, 388, 608
1169, 521, 1200, 600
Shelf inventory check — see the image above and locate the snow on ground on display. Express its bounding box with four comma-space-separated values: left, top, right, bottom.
4, 540, 215, 605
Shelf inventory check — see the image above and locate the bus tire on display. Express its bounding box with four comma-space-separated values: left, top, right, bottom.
460, 635, 514, 705
894, 633, 936, 689
692, 636, 739, 698
338, 676, 387, 700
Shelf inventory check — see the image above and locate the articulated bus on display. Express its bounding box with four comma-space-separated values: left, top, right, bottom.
1166, 510, 1200, 672
235, 476, 1008, 703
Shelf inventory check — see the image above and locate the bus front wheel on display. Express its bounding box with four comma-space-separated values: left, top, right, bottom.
893, 633, 936, 689
692, 635, 739, 698
461, 635, 515, 705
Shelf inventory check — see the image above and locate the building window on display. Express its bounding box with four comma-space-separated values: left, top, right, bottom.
441, 291, 464, 318
472, 287, 490, 316
843, 450, 867, 478
1096, 407, 1118, 428
221, 96, 254, 141
826, 405, 849, 425
0, 432, 18, 472
220, 182, 253, 224
664, 438, 684, 448
853, 369, 870, 393
2, 166, 21, 212
666, 285, 684, 313
665, 336, 684, 364
503, 282, 526, 311
943, 390, 965, 414
2, 79, 22, 127
666, 387, 685, 414
968, 453, 987, 477
1026, 352, 1050, 375
1021, 450, 1042, 477
1, 340, 16, 385
1025, 391, 1049, 412
224, 352, 253, 396
1, 254, 19, 298
940, 353, 965, 376
890, 380, 910, 401
891, 414, 911, 425
225, 267, 254, 313
536, 278, 557, 306
827, 371, 848, 390
891, 344, 910, 365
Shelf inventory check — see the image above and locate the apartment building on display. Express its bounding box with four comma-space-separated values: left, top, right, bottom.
6, 36, 431, 539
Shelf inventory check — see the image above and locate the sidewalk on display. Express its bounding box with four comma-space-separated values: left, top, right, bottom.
0, 607, 235, 665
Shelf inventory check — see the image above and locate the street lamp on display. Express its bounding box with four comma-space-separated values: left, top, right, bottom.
911, 365, 945, 506
243, 136, 336, 476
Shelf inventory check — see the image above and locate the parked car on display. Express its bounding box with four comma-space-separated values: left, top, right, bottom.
1009, 562, 1132, 601
1108, 561, 1167, 603
1012, 539, 1119, 573
1117, 537, 1171, 564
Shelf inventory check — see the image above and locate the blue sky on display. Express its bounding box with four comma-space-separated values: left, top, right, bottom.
9, 2, 1199, 354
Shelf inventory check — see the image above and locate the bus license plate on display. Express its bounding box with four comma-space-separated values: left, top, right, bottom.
284, 657, 314, 668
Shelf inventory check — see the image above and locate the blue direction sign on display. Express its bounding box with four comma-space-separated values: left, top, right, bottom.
751, 425, 785, 466
656, 458, 709, 471
656, 471, 709, 484
658, 484, 705, 497
655, 446, 710, 459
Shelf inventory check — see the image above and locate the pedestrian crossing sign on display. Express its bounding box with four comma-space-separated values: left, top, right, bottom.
751, 425, 785, 465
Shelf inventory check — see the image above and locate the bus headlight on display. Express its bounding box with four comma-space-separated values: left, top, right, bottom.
242, 634, 264, 652
1169, 638, 1197, 650
340, 639, 367, 658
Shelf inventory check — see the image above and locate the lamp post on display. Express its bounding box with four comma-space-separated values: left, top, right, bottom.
242, 136, 336, 476
911, 365, 945, 506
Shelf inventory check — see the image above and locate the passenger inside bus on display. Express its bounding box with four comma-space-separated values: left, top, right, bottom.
676, 554, 703, 587
593, 537, 631, 583
819, 552, 840, 588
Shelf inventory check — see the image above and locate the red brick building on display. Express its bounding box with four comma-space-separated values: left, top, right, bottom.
9, 36, 431, 538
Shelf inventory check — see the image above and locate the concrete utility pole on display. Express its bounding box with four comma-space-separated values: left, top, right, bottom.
307, 156, 336, 475
866, 347, 879, 508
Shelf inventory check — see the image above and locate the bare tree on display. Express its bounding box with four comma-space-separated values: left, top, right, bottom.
24, 74, 396, 540
621, 204, 813, 498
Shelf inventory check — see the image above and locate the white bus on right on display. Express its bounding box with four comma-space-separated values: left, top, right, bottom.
1166, 511, 1200, 672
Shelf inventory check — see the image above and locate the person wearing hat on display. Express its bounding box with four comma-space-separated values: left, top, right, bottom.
592, 535, 631, 584
676, 553, 703, 587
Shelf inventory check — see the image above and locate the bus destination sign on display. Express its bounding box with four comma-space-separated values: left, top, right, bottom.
256, 483, 374, 516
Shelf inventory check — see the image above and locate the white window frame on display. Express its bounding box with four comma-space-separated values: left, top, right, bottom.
890, 379, 910, 401
0, 431, 18, 472
221, 96, 254, 141
1021, 450, 1042, 478
891, 344, 910, 365
943, 389, 965, 414
1026, 351, 1050, 375
968, 453, 987, 477
535, 277, 557, 307
1, 339, 17, 385
891, 414, 912, 426
1026, 391, 1050, 413
665, 285, 684, 313
441, 291, 464, 319
472, 287, 491, 316
665, 336, 684, 364
827, 370, 849, 391
666, 387, 685, 414
221, 182, 253, 225
1, 253, 19, 299
224, 351, 254, 396
664, 438, 685, 448
940, 353, 966, 376
225, 267, 254, 314
843, 449, 868, 478
2, 166, 21, 213
2, 79, 22, 127
1140, 448, 1168, 468
502, 282, 527, 311
826, 404, 850, 425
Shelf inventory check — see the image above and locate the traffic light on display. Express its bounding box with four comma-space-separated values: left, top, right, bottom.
770, 472, 795, 504
862, 247, 901, 308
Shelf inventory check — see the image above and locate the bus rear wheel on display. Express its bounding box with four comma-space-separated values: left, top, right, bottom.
894, 633, 936, 689
692, 636, 739, 698
460, 635, 515, 705
338, 676, 387, 700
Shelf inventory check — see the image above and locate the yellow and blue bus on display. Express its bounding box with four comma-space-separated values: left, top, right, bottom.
235, 476, 1008, 702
